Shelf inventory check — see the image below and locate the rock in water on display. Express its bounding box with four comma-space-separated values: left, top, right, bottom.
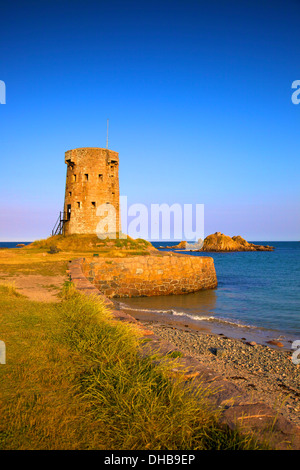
199, 233, 274, 252
267, 340, 284, 347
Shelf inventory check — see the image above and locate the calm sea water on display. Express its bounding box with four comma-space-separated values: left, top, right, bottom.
0, 242, 32, 249
120, 241, 300, 346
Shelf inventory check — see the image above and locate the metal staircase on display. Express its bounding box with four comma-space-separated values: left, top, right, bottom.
51, 211, 67, 236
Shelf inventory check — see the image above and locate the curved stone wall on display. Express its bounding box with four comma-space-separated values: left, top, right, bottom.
82, 254, 217, 298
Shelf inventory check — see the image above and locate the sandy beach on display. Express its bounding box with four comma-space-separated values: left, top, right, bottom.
126, 310, 300, 428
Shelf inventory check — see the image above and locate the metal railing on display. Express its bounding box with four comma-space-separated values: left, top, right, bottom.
51, 211, 67, 236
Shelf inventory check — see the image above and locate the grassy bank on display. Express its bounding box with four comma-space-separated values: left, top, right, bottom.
31, 233, 153, 255
0, 235, 156, 278
0, 281, 266, 450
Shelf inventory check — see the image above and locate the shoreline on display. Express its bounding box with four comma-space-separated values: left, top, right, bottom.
151, 245, 300, 350
116, 302, 300, 428
118, 300, 298, 351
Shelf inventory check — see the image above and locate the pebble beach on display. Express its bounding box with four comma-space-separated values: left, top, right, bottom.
137, 319, 300, 428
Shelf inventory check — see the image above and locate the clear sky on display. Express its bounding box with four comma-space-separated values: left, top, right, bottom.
0, 0, 299, 241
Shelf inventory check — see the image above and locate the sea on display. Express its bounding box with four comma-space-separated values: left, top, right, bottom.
119, 241, 300, 348
1, 241, 299, 348
0, 242, 32, 249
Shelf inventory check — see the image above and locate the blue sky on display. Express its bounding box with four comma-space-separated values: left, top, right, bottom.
0, 0, 299, 241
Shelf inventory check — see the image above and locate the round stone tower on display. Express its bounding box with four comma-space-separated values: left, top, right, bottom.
63, 147, 120, 236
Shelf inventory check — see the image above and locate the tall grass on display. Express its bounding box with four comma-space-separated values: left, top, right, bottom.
30, 234, 153, 253
0, 283, 266, 450
0, 281, 21, 296
58, 283, 264, 450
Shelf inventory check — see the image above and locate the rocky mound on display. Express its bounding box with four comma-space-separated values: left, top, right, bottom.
162, 239, 204, 250
200, 233, 274, 252
163, 241, 188, 249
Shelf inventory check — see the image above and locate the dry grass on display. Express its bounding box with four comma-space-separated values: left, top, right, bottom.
0, 248, 70, 276
0, 235, 154, 277
0, 281, 266, 450
30, 233, 153, 253
0, 285, 95, 449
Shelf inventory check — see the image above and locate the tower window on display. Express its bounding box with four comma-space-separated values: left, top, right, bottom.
66, 159, 75, 169
84, 174, 89, 181
69, 191, 72, 197
77, 202, 81, 208
67, 204, 71, 220
91, 201, 96, 208
98, 174, 103, 180
72, 174, 77, 182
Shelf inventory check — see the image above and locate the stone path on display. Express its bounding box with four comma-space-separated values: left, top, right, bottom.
0, 272, 66, 302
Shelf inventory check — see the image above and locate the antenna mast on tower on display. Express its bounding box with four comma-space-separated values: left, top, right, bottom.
106, 119, 109, 149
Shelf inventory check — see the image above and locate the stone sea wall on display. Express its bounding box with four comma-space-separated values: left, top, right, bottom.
82, 254, 217, 298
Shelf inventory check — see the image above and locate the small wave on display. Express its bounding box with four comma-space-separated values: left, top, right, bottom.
119, 302, 257, 329
170, 310, 257, 329
170, 310, 215, 321
118, 303, 174, 315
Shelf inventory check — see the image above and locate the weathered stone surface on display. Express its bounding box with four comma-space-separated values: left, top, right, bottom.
63, 147, 120, 236
166, 241, 188, 249
220, 403, 300, 450
82, 254, 218, 297
199, 232, 274, 252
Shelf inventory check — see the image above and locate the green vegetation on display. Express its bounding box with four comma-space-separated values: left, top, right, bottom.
0, 234, 155, 277
30, 233, 153, 253
0, 281, 267, 450
167, 350, 184, 358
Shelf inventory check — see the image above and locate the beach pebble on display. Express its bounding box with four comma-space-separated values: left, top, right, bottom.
210, 347, 226, 357
267, 340, 284, 347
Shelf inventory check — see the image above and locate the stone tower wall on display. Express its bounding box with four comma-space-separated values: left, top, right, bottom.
63, 147, 120, 235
